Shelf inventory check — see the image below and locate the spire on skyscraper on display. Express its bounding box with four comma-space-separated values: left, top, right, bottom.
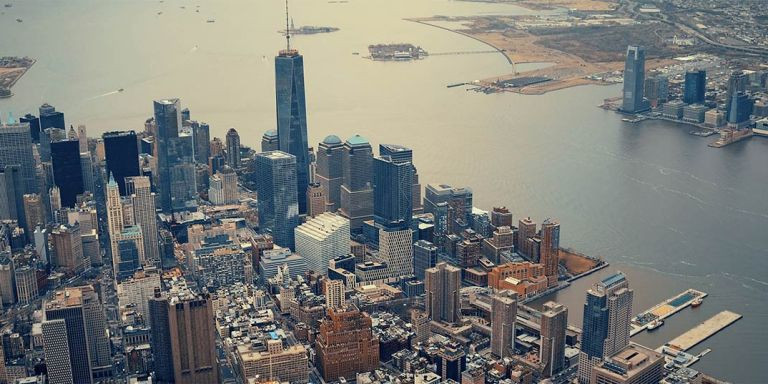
284, 0, 291, 52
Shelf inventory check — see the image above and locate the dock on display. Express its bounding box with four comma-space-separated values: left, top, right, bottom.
630, 289, 707, 336
665, 310, 742, 352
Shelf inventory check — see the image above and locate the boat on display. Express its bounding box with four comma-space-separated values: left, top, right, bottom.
118, 88, 124, 92
15, 18, 21, 22
691, 298, 703, 308
647, 319, 664, 331
206, 18, 215, 23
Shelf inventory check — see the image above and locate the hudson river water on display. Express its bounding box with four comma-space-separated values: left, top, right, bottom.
2, 0, 767, 381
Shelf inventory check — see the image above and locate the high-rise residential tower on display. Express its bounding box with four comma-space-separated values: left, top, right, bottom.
491, 290, 517, 359
621, 45, 647, 113
425, 262, 461, 324
540, 218, 560, 287
540, 301, 568, 377
254, 151, 299, 249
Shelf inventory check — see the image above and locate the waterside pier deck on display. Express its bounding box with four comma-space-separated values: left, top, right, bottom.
630, 289, 707, 336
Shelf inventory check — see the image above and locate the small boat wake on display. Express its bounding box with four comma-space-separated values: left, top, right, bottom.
84, 89, 123, 101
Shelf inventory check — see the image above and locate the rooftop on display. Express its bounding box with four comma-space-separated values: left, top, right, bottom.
346, 134, 370, 146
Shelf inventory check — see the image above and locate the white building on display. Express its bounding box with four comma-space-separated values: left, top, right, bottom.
294, 213, 350, 275
208, 167, 238, 205
117, 269, 162, 325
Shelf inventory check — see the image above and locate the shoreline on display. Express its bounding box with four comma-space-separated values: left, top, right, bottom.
0, 58, 36, 96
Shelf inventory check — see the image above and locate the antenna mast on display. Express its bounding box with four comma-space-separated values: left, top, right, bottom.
285, 0, 291, 51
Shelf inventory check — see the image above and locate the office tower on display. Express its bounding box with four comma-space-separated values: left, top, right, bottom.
125, 176, 159, 267
325, 279, 346, 309
727, 91, 754, 129
149, 290, 219, 384
373, 155, 413, 230
316, 135, 344, 212
106, 174, 124, 264
50, 139, 84, 207
168, 130, 197, 207
643, 75, 669, 108
255, 151, 299, 249
491, 206, 513, 229
295, 212, 350, 275
591, 343, 663, 384
578, 272, 634, 384
436, 342, 466, 382
153, 99, 181, 214
0, 120, 37, 193
19, 113, 41, 142
78, 286, 112, 375
261, 129, 279, 152
424, 184, 473, 239
0, 253, 15, 306
14, 265, 37, 305
275, 40, 310, 215
22, 194, 43, 238
191, 122, 210, 164
540, 218, 560, 287
413, 240, 437, 280
684, 70, 707, 104
44, 288, 94, 384
491, 290, 517, 358
208, 167, 238, 205
103, 131, 140, 195
225, 128, 241, 168
40, 127, 66, 164
237, 339, 309, 383
379, 144, 422, 212
425, 262, 461, 323
39, 103, 65, 132
80, 152, 95, 193
517, 217, 536, 257
41, 319, 75, 384
0, 165, 24, 227
51, 223, 88, 275
316, 307, 380, 381
76, 124, 87, 152
307, 182, 326, 217
258, 248, 308, 284
621, 45, 647, 113
339, 135, 374, 231
540, 301, 568, 377
116, 239, 140, 281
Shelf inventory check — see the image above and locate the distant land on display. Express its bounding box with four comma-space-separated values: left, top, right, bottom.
0, 56, 35, 98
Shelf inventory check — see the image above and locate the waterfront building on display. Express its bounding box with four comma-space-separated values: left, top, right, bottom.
591, 343, 663, 384
482, 226, 515, 264
662, 100, 685, 120
491, 290, 517, 359
225, 127, 241, 168
316, 135, 345, 212
578, 272, 634, 384
275, 44, 310, 215
643, 75, 669, 108
236, 340, 309, 383
125, 176, 160, 266
153, 98, 181, 214
191, 121, 210, 164
295, 212, 350, 275
487, 261, 548, 298
424, 184, 473, 240
540, 218, 560, 287
704, 109, 726, 128
517, 217, 537, 258
540, 301, 568, 377
413, 240, 437, 281
683, 70, 707, 105
14, 265, 37, 305
316, 307, 380, 381
261, 129, 279, 152
425, 262, 461, 324
727, 91, 754, 129
725, 70, 749, 119
621, 45, 648, 113
683, 104, 709, 124
254, 151, 299, 249
208, 166, 238, 205
339, 135, 374, 231
0, 121, 37, 193
491, 206, 513, 229
149, 289, 219, 384
103, 131, 140, 195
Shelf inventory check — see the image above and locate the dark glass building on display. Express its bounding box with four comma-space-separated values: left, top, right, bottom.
372, 155, 413, 230
316, 135, 344, 212
38, 103, 65, 133
103, 131, 140, 196
275, 49, 310, 214
340, 135, 374, 231
19, 114, 40, 143
50, 139, 84, 207
225, 127, 241, 168
727, 91, 754, 128
380, 143, 422, 212
192, 122, 210, 164
683, 70, 707, 104
413, 240, 437, 280
153, 99, 181, 214
44, 301, 93, 384
116, 239, 140, 282
620, 46, 648, 113
261, 129, 279, 152
254, 151, 299, 250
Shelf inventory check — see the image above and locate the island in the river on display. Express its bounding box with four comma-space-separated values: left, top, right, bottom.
0, 56, 35, 98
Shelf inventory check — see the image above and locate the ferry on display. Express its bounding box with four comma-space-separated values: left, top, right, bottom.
206, 18, 215, 23
16, 18, 22, 22
647, 319, 664, 331
118, 88, 124, 93
691, 298, 703, 308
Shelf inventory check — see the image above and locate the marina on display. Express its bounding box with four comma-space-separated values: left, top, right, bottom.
630, 289, 707, 336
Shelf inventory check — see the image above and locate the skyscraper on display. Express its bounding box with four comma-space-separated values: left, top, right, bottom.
424, 184, 473, 240
149, 289, 219, 384
153, 99, 181, 214
14, 265, 37, 305
44, 288, 94, 384
621, 45, 647, 113
103, 131, 140, 195
22, 194, 43, 239
41, 319, 74, 384
373, 155, 413, 231
225, 128, 241, 168
683, 70, 707, 105
325, 279, 346, 309
191, 122, 210, 164
275, 38, 310, 215
578, 272, 634, 383
0, 120, 37, 194
19, 113, 41, 143
316, 135, 345, 212
0, 253, 15, 306
80, 152, 95, 193
339, 135, 374, 231
316, 307, 380, 381
307, 182, 326, 217
491, 290, 517, 358
294, 212, 350, 275
254, 151, 299, 249
425, 262, 461, 324
208, 167, 238, 205
51, 223, 88, 275
39, 103, 65, 133
540, 218, 560, 287
413, 240, 437, 281
540, 301, 568, 377
126, 176, 160, 267
379, 144, 422, 212
0, 165, 25, 230
727, 91, 754, 129
106, 173, 124, 267
261, 129, 279, 152
50, 139, 84, 207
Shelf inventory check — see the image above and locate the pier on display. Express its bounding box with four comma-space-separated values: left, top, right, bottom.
664, 310, 742, 352
630, 289, 707, 336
